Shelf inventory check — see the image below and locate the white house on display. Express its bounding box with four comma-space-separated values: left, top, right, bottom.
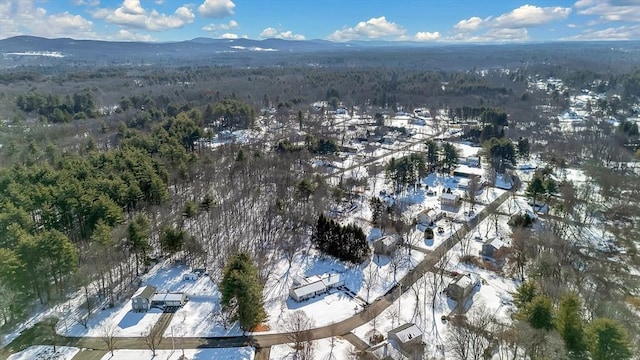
131, 285, 157, 312
417, 208, 441, 225
440, 193, 460, 207
290, 273, 344, 302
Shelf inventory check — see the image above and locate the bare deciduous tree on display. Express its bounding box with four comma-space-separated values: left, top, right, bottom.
447, 305, 495, 360
100, 322, 119, 357
285, 310, 315, 360
143, 323, 162, 357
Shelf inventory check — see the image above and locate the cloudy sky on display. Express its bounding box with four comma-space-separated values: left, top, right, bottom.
1, 0, 640, 42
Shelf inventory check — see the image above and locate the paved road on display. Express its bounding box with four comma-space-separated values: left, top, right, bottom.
52, 187, 514, 357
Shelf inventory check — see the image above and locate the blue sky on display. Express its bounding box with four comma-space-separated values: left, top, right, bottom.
2, 0, 640, 42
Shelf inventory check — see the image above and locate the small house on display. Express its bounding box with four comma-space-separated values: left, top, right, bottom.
131, 285, 157, 312
388, 323, 424, 359
151, 292, 187, 309
446, 274, 480, 302
440, 193, 460, 207
373, 235, 400, 256
481, 238, 507, 259
290, 273, 344, 302
417, 209, 441, 225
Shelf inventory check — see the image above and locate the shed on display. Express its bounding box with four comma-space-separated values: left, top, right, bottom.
440, 193, 460, 207
131, 285, 157, 312
373, 235, 399, 256
446, 273, 480, 302
151, 292, 187, 308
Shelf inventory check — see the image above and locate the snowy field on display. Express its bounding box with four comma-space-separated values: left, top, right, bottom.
269, 336, 353, 360
100, 348, 254, 360
7, 346, 79, 360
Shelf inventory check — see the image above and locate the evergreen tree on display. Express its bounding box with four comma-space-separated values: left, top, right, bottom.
514, 279, 540, 310
587, 318, 632, 360
220, 253, 266, 331
556, 292, 587, 356
127, 214, 150, 275
524, 295, 555, 331
425, 140, 438, 170
441, 142, 459, 170
526, 176, 546, 206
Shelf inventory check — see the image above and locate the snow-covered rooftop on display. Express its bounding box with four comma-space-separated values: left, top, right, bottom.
390, 323, 423, 343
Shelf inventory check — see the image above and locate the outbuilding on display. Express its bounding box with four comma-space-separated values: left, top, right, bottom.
151, 292, 187, 308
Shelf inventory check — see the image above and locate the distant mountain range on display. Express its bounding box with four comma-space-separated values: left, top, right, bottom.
2, 35, 640, 69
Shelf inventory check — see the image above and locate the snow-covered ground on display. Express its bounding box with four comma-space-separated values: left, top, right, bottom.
7, 346, 79, 360
100, 348, 254, 360
269, 336, 353, 360
58, 262, 223, 338
263, 247, 425, 332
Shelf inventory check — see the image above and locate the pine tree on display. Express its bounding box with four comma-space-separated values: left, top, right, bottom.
526, 176, 545, 206
220, 253, 266, 331
513, 280, 539, 310
555, 292, 587, 356
524, 295, 555, 331
587, 318, 632, 360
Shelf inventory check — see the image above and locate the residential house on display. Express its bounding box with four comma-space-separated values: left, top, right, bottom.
388, 323, 425, 359
446, 274, 480, 302
481, 238, 508, 260
373, 235, 400, 256
417, 208, 441, 225
289, 273, 344, 302
131, 285, 157, 312
440, 193, 460, 207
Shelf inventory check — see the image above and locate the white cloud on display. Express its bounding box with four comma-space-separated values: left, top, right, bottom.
198, 0, 235, 18
563, 24, 640, 40
93, 0, 195, 31
221, 32, 238, 39
329, 16, 406, 41
454, 16, 485, 32
415, 31, 441, 41
202, 20, 238, 33
113, 29, 154, 41
450, 4, 570, 42
491, 4, 571, 28
0, 1, 97, 39
175, 6, 195, 22
260, 27, 305, 40
575, 0, 640, 22
72, 0, 100, 6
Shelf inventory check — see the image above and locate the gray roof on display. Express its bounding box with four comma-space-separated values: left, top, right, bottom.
133, 285, 156, 301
